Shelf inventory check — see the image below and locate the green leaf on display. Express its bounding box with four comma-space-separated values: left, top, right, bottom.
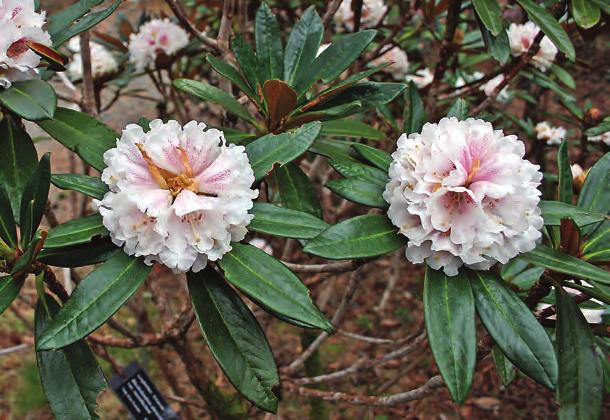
310, 138, 358, 162
557, 141, 573, 204
36, 107, 117, 171
556, 287, 603, 419
312, 82, 406, 111
10, 233, 42, 276
550, 64, 576, 89
255, 2, 283, 82
47, 0, 104, 36
403, 82, 426, 135
0, 80, 57, 121
468, 270, 558, 389
37, 253, 151, 350
19, 153, 51, 247
51, 0, 121, 47
582, 220, 610, 262
51, 174, 108, 200
424, 267, 476, 403
320, 118, 384, 140
329, 160, 387, 185
352, 143, 391, 172
249, 203, 328, 239
0, 184, 18, 249
578, 153, 609, 214
207, 54, 257, 100
588, 0, 610, 13
522, 245, 610, 284
0, 115, 38, 221
492, 345, 516, 387
284, 6, 323, 86
291, 101, 363, 123
0, 276, 25, 316
480, 25, 511, 64
472, 0, 504, 35
540, 201, 605, 227
326, 178, 387, 208
187, 267, 280, 412
38, 239, 119, 268
274, 162, 322, 218
571, 0, 601, 29
246, 121, 321, 181
231, 34, 260, 92
35, 295, 106, 419
303, 214, 404, 259
218, 244, 332, 332
174, 79, 258, 126
45, 214, 108, 249
516, 0, 576, 61
446, 98, 469, 120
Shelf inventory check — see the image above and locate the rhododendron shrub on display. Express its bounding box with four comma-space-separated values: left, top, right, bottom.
0, 1, 608, 419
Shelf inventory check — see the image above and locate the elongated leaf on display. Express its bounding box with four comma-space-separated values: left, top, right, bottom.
557, 141, 573, 204
516, 0, 575, 61
492, 345, 516, 387
290, 101, 363, 125
19, 153, 51, 247
274, 162, 322, 217
38, 239, 118, 268
320, 118, 384, 140
540, 201, 605, 227
37, 107, 117, 171
35, 295, 106, 419
255, 3, 283, 82
45, 214, 108, 249
353, 143, 391, 172
578, 153, 609, 214
582, 220, 610, 262
311, 138, 358, 162
231, 34, 260, 92
0, 276, 25, 316
303, 214, 404, 259
219, 244, 332, 332
47, 0, 104, 36
326, 178, 387, 208
312, 82, 405, 111
446, 98, 469, 120
424, 267, 476, 403
284, 6, 323, 86
589, 0, 610, 13
37, 253, 151, 350
250, 203, 327, 239
0, 184, 17, 249
0, 80, 56, 121
473, 0, 504, 35
468, 270, 558, 389
10, 233, 42, 277
403, 82, 426, 135
556, 287, 603, 419
329, 160, 387, 185
571, 0, 601, 29
246, 122, 321, 181
51, 0, 121, 47
479, 22, 510, 64
550, 64, 576, 89
187, 267, 279, 412
522, 245, 610, 284
0, 116, 38, 221
51, 174, 108, 200
207, 54, 257, 100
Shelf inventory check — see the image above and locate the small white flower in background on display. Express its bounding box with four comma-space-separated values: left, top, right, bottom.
454, 71, 484, 89
96, 119, 258, 273
370, 47, 409, 79
0, 0, 50, 88
588, 131, 610, 146
128, 18, 189, 72
384, 117, 543, 276
316, 43, 331, 58
535, 121, 566, 145
480, 74, 510, 102
507, 22, 557, 71
335, 0, 387, 30
67, 38, 119, 81
570, 164, 583, 180
249, 238, 274, 256
406, 67, 434, 88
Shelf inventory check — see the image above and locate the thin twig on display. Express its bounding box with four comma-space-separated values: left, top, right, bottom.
164, 0, 221, 53
322, 0, 343, 27
282, 260, 363, 273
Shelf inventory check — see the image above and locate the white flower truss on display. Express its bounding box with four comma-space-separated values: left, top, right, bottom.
96, 119, 258, 273
128, 18, 189, 72
335, 0, 387, 30
384, 117, 543, 276
535, 121, 566, 145
507, 22, 557, 71
67, 38, 119, 81
588, 131, 610, 146
0, 0, 51, 88
406, 67, 434, 89
370, 46, 409, 79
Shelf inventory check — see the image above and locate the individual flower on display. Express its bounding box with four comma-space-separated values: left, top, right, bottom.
535, 121, 566, 145
588, 131, 610, 146
370, 46, 409, 79
406, 68, 433, 88
335, 0, 387, 30
480, 74, 510, 102
384, 117, 543, 276
67, 38, 119, 81
96, 119, 258, 273
128, 18, 189, 72
507, 22, 557, 71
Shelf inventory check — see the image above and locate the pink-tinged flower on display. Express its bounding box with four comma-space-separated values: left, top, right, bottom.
480, 74, 510, 101
0, 0, 46, 28
128, 19, 189, 72
67, 38, 119, 81
370, 47, 409, 79
96, 119, 258, 273
507, 22, 557, 71
535, 121, 566, 145
335, 0, 387, 30
406, 67, 434, 88
588, 131, 610, 146
384, 117, 543, 276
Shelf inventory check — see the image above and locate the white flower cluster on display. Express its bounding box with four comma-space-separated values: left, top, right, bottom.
588, 131, 610, 146
370, 47, 409, 79
67, 38, 118, 81
406, 68, 434, 88
335, 0, 387, 30
0, 0, 51, 88
507, 22, 557, 71
535, 121, 566, 145
384, 117, 543, 276
128, 19, 189, 72
97, 119, 258, 273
